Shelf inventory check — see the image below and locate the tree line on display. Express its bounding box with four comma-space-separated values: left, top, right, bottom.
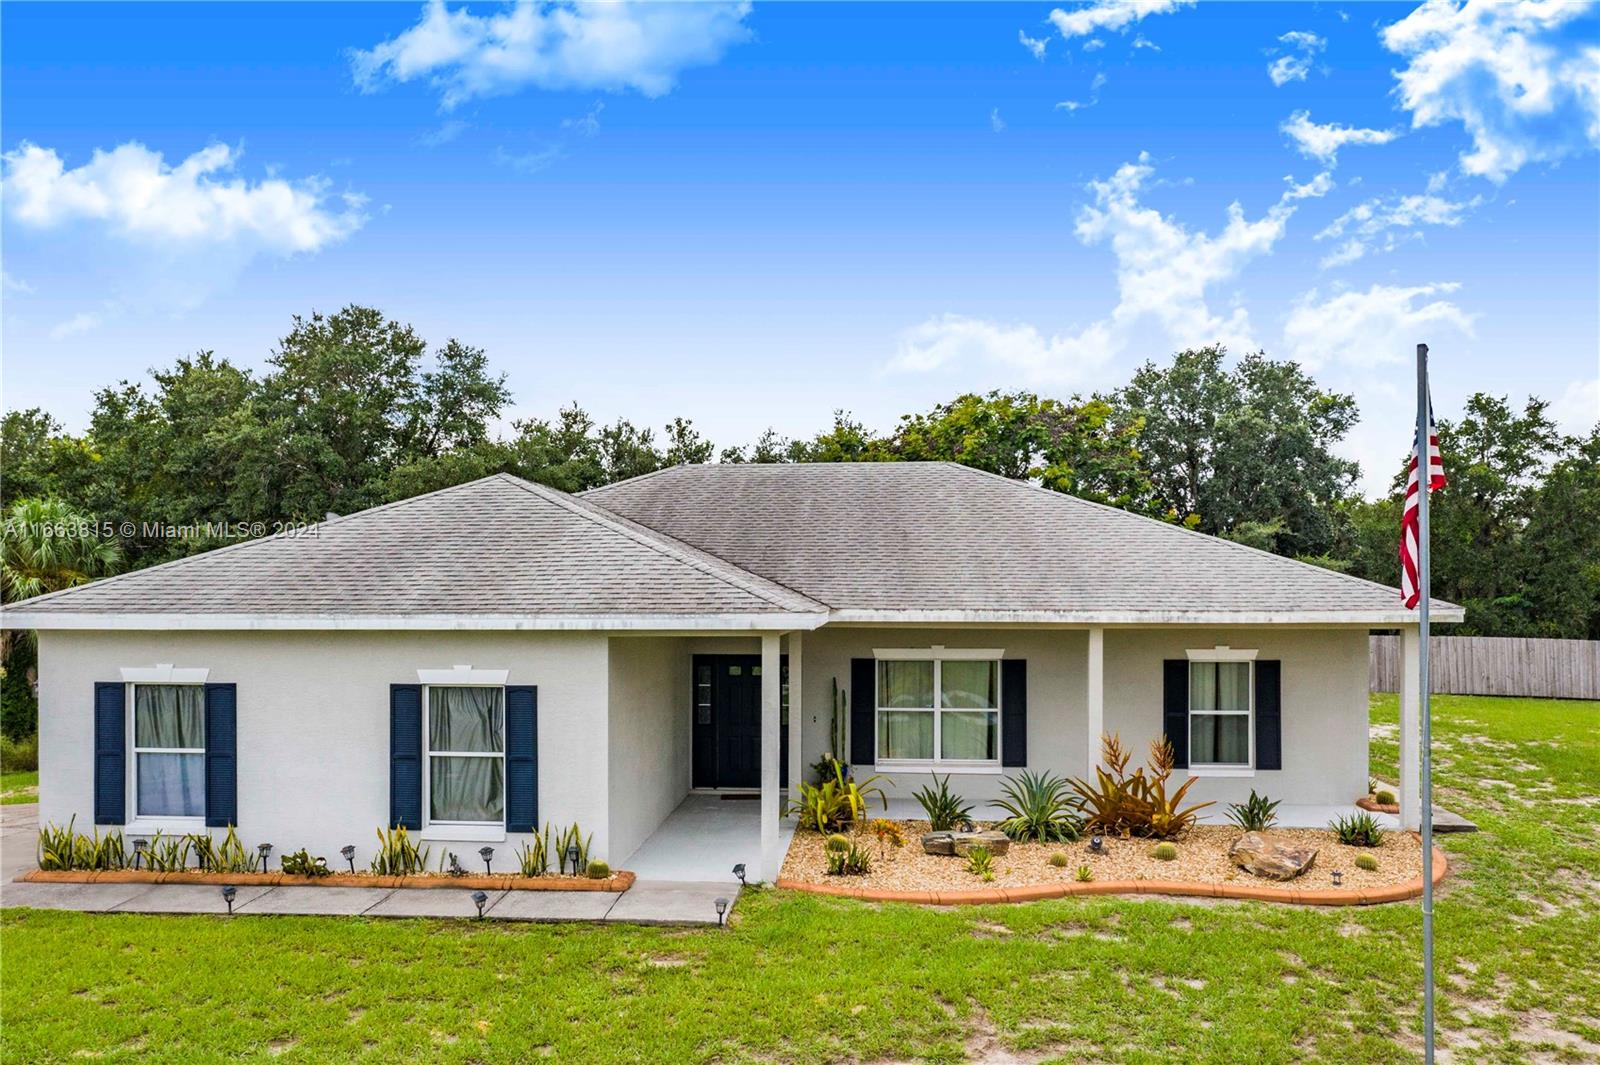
3, 303, 1597, 734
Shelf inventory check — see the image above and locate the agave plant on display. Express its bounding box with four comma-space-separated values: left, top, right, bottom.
994, 770, 1083, 843
1225, 789, 1282, 832
912, 774, 974, 831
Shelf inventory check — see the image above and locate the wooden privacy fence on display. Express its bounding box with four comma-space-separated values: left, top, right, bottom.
1369, 635, 1600, 700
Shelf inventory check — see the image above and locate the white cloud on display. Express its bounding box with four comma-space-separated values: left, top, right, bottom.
1281, 110, 1400, 165
1131, 34, 1160, 51
1, 270, 34, 295
417, 118, 470, 147
1057, 73, 1109, 115
1267, 29, 1326, 86
1019, 30, 1049, 60
1047, 0, 1193, 40
48, 311, 102, 341
2, 141, 365, 254
891, 155, 1298, 383
562, 101, 605, 138
990, 108, 1007, 133
1282, 282, 1476, 371
1381, 0, 1600, 182
494, 143, 564, 174
1082, 38, 1107, 51
1315, 191, 1481, 266
1282, 171, 1335, 200
352, 0, 753, 109
1551, 377, 1600, 435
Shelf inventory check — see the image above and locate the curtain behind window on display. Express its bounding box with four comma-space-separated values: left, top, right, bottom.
430, 687, 505, 822
134, 685, 205, 817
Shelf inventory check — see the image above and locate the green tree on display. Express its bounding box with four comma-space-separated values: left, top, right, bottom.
1522, 428, 1600, 638
1117, 347, 1358, 554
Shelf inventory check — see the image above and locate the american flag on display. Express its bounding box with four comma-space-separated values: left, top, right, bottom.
1400, 401, 1447, 608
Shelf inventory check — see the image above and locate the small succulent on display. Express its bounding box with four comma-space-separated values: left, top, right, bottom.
1048, 852, 1071, 869
1375, 790, 1397, 806
825, 833, 851, 854
1330, 812, 1385, 847
966, 845, 995, 880
1355, 853, 1379, 872
586, 859, 611, 879
1152, 842, 1178, 861
1075, 864, 1094, 883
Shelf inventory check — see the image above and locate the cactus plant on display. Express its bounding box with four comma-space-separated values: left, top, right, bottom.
1048, 852, 1070, 868
1152, 842, 1178, 861
586, 859, 611, 879
1355, 853, 1379, 872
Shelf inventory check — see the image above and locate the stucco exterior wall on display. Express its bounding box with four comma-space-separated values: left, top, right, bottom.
794, 626, 1369, 809
606, 636, 691, 864
35, 629, 612, 871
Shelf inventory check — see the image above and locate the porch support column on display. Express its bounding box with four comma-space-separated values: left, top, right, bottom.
1398, 624, 1423, 830
1086, 627, 1105, 778
760, 632, 783, 882
787, 632, 804, 812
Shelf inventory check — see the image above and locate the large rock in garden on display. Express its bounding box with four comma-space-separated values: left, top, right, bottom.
922, 830, 1010, 857
1229, 832, 1317, 881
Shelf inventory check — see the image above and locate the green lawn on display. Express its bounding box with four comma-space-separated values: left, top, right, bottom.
0, 770, 38, 805
3, 695, 1597, 1064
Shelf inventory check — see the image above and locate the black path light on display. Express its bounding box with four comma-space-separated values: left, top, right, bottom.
1332, 870, 1344, 888
221, 886, 237, 915
471, 890, 488, 919
479, 846, 495, 875
565, 843, 580, 876
257, 843, 273, 872
732, 863, 747, 886
714, 897, 730, 926
132, 838, 147, 870
341, 845, 356, 874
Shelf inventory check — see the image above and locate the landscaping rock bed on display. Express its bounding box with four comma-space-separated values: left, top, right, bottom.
780, 820, 1424, 896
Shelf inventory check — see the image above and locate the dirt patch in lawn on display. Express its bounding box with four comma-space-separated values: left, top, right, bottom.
779, 820, 1424, 894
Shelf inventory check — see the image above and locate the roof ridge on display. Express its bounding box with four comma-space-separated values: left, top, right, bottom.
581, 463, 690, 497
495, 473, 829, 613
938, 461, 1449, 606
2, 476, 500, 612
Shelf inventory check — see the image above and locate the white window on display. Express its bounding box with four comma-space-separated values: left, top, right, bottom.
131, 683, 205, 820
1188, 659, 1253, 769
424, 686, 505, 826
875, 653, 1000, 767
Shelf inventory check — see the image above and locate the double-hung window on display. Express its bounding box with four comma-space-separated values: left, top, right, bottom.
425, 686, 505, 826
132, 683, 206, 820
876, 652, 1000, 767
1188, 659, 1253, 769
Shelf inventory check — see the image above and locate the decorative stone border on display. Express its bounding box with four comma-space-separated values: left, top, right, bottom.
20, 869, 635, 893
777, 845, 1447, 907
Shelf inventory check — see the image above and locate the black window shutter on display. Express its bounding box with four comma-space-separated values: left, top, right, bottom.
1001, 659, 1027, 767
505, 685, 538, 832
93, 682, 126, 825
1162, 660, 1189, 769
1255, 660, 1282, 771
390, 684, 423, 830
203, 684, 238, 828
849, 658, 875, 767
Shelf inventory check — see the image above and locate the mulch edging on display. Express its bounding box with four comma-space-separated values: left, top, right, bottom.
20, 869, 635, 893
777, 845, 1447, 907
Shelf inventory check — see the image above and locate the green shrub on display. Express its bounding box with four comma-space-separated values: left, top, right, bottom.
1225, 790, 1281, 832
280, 849, 331, 877
144, 831, 192, 872
1075, 864, 1094, 882
995, 770, 1082, 843
516, 836, 549, 877
965, 845, 995, 881
36, 817, 125, 871
912, 774, 975, 831
1375, 789, 1397, 806
826, 842, 872, 876
791, 761, 890, 832
550, 822, 593, 875
1355, 853, 1380, 872
586, 860, 611, 879
1152, 842, 1178, 861
191, 825, 253, 873
371, 826, 430, 875
1330, 812, 1385, 847
0, 731, 38, 772
1048, 852, 1070, 868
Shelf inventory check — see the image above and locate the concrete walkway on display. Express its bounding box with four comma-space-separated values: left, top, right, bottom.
621, 793, 796, 882
1, 804, 733, 925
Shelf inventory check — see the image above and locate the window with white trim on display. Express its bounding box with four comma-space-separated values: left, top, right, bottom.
131, 683, 205, 820
424, 686, 505, 826
1188, 660, 1252, 768
876, 657, 1000, 766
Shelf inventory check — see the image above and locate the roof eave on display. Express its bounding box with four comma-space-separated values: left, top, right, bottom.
821, 608, 1468, 627
2, 611, 832, 633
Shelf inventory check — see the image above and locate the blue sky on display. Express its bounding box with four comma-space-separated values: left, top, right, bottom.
3, 0, 1597, 493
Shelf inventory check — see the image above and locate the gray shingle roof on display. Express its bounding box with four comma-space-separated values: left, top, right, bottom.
3, 474, 825, 626
585, 462, 1463, 624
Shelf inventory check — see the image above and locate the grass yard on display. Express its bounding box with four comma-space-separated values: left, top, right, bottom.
3, 694, 1597, 1064
0, 770, 38, 805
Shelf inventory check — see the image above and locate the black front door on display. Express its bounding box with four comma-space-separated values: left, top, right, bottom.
692, 655, 788, 790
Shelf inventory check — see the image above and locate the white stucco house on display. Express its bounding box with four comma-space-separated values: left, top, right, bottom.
3, 463, 1460, 881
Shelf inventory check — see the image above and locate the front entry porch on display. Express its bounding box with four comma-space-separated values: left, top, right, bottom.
620, 794, 796, 883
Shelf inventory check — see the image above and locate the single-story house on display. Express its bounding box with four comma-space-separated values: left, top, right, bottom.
3, 463, 1460, 881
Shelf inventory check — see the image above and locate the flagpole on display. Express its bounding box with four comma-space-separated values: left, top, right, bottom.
1415, 342, 1435, 1065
